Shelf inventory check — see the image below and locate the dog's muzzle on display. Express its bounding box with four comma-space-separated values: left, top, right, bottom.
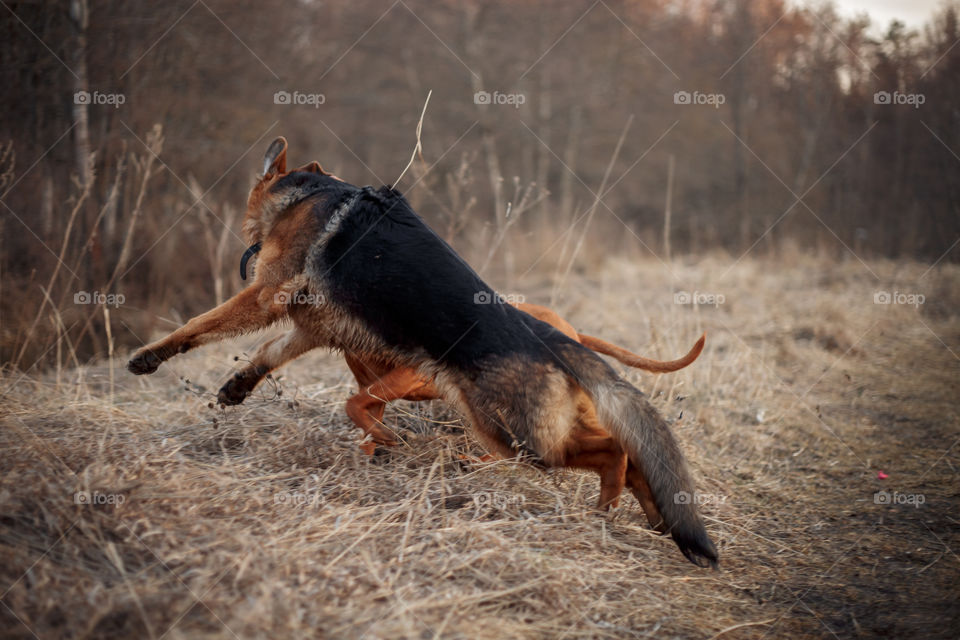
240, 242, 262, 280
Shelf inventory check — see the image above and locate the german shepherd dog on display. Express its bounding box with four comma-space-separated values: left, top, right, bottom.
214, 161, 706, 457
128, 137, 718, 567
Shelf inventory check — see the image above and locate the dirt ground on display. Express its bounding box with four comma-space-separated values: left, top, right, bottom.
1, 254, 958, 639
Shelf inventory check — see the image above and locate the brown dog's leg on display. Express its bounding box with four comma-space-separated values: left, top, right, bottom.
128, 284, 288, 375
558, 394, 629, 510
345, 367, 439, 450
562, 434, 628, 510
217, 327, 317, 405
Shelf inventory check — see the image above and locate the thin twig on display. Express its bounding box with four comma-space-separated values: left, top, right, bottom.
13, 172, 93, 369
72, 124, 163, 351
707, 618, 776, 640
394, 90, 432, 186
551, 115, 633, 304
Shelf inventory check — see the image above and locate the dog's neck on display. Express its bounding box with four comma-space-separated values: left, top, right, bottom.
243, 181, 333, 246
241, 187, 367, 278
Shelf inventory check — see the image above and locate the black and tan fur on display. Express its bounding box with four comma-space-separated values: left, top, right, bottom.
128, 137, 718, 567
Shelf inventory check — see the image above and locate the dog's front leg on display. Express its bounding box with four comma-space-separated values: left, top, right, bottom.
217, 327, 318, 405
127, 282, 292, 375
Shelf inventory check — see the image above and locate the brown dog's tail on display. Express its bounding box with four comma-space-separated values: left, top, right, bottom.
555, 342, 718, 568
578, 332, 705, 373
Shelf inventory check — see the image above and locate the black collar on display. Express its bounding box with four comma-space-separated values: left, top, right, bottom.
240, 242, 261, 280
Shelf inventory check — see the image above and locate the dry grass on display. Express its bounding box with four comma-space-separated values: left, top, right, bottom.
1, 255, 958, 639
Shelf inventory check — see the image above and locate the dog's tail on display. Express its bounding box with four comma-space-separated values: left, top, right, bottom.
579, 332, 705, 373
555, 342, 718, 568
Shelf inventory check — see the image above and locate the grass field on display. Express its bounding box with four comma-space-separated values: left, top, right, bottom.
1, 254, 958, 639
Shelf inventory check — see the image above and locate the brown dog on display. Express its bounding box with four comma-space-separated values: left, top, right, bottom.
128, 137, 718, 566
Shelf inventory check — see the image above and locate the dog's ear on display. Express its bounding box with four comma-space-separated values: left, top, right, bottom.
262, 137, 288, 177
293, 160, 344, 182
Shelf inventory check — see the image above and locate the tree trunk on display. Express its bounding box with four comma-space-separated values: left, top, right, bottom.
69, 0, 91, 187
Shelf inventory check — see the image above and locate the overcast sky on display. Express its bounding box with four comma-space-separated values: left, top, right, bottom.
824, 0, 943, 29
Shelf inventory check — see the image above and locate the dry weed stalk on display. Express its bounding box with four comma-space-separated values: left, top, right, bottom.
551, 115, 633, 305
71, 124, 163, 353
479, 176, 550, 277
13, 164, 94, 369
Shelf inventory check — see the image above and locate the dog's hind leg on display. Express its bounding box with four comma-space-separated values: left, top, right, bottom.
345, 367, 439, 453
554, 393, 628, 510
625, 461, 667, 533
562, 431, 628, 510
128, 282, 294, 375
217, 327, 317, 405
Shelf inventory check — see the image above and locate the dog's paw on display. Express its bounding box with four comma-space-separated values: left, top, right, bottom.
127, 349, 162, 375
217, 375, 251, 406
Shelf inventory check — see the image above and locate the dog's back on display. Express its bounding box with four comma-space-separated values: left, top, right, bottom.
311, 186, 569, 369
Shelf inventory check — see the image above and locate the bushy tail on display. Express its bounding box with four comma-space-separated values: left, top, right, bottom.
579, 332, 705, 373
556, 342, 718, 568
